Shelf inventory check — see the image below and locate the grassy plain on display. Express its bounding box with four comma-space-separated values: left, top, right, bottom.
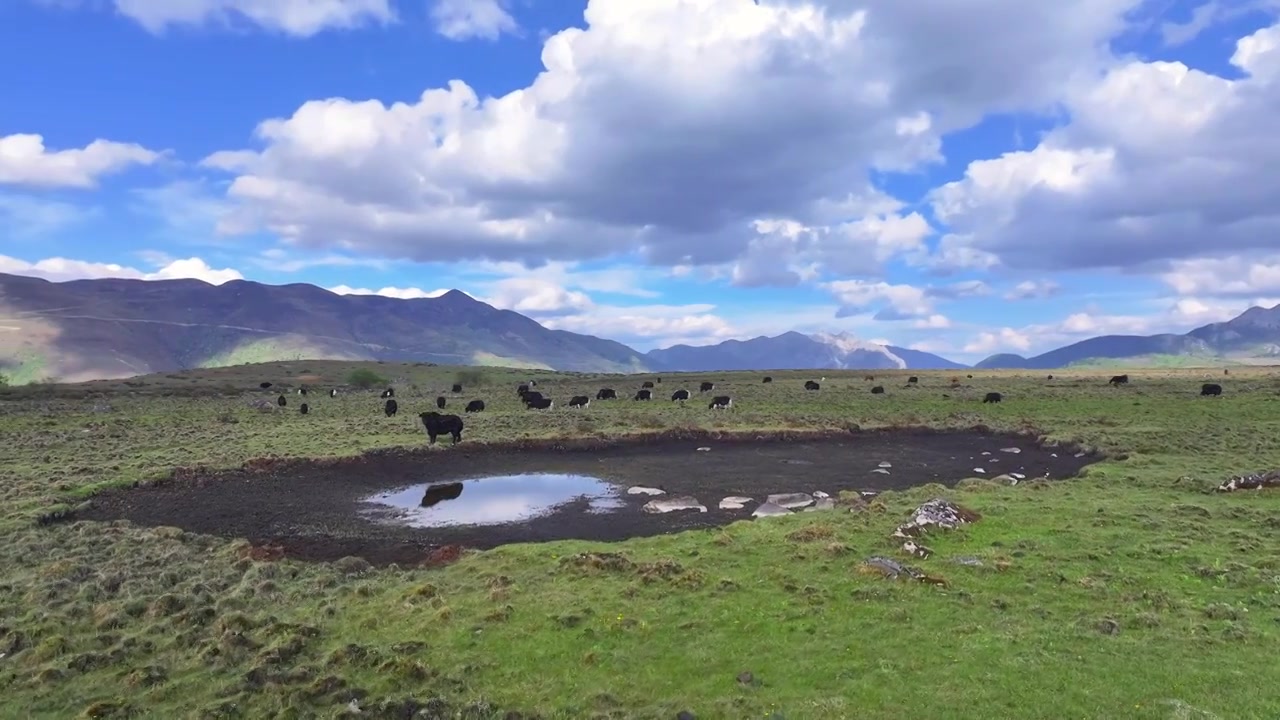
2, 361, 1280, 719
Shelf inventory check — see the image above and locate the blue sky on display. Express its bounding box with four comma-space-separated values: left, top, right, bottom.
3, 0, 1280, 360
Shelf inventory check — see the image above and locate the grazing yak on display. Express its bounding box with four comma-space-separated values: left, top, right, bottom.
329, 388, 337, 398
527, 397, 553, 409
708, 395, 732, 410
419, 411, 464, 445
907, 376, 919, 384
671, 389, 690, 401
299, 403, 309, 414
568, 395, 590, 408
871, 386, 885, 394
982, 392, 1002, 403
863, 375, 875, 381
436, 396, 447, 409
1109, 374, 1129, 386
465, 400, 485, 412
517, 384, 529, 395
520, 391, 545, 406
451, 383, 463, 393
276, 395, 287, 407
699, 381, 714, 392
421, 482, 463, 508
384, 398, 398, 417
634, 389, 652, 401
1200, 383, 1223, 397
763, 376, 772, 383
596, 388, 617, 400
804, 380, 820, 391
381, 387, 395, 398
641, 380, 655, 389
298, 387, 308, 396
259, 382, 272, 389
1046, 375, 1054, 380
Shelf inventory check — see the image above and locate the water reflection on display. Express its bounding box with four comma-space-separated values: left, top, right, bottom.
362, 473, 626, 527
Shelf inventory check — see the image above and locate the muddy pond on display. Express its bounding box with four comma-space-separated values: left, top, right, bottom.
79, 429, 1101, 565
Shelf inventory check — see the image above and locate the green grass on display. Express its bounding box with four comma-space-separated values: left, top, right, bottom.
1066, 353, 1234, 369
198, 337, 364, 369
3, 362, 1280, 718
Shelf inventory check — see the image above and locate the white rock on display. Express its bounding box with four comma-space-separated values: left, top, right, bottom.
752, 502, 792, 518
766, 492, 814, 509
642, 496, 707, 513
981, 451, 991, 456
627, 486, 665, 495
872, 468, 890, 475
1001, 447, 1021, 454
802, 498, 836, 512
974, 468, 986, 473
1011, 473, 1026, 479
718, 496, 754, 510
878, 461, 892, 468
813, 490, 830, 499
697, 447, 711, 452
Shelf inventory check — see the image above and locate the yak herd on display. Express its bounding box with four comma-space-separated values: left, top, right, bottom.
257, 371, 1228, 448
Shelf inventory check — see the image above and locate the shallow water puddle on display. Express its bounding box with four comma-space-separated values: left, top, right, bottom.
361, 473, 626, 527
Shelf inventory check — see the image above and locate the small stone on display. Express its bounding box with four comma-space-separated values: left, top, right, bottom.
878, 461, 892, 468
697, 447, 711, 452
981, 451, 991, 456
642, 496, 707, 513
1051, 453, 1058, 458
1011, 473, 1026, 479
627, 486, 665, 495
752, 502, 791, 518
1074, 452, 1084, 458
1001, 447, 1021, 454
991, 474, 1016, 484
871, 468, 890, 474
718, 496, 754, 510
813, 490, 830, 499
973, 468, 986, 474
766, 492, 814, 509
802, 498, 836, 512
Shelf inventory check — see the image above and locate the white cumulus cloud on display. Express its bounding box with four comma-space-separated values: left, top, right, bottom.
0, 254, 243, 284
429, 0, 518, 40
0, 133, 160, 189
108, 0, 393, 35
199, 0, 1142, 275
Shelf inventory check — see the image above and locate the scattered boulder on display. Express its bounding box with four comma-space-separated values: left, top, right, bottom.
991, 474, 1018, 485
871, 468, 890, 475
751, 502, 791, 518
878, 461, 892, 468
765, 492, 814, 509
802, 497, 836, 512
857, 556, 947, 585
696, 447, 711, 452
627, 486, 666, 496
1001, 447, 1021, 454
813, 490, 830, 499
902, 540, 932, 559
718, 496, 754, 510
893, 498, 982, 538
642, 496, 707, 513
973, 467, 986, 473
1215, 470, 1280, 492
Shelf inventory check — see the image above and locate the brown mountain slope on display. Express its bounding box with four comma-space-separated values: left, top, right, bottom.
0, 273, 650, 382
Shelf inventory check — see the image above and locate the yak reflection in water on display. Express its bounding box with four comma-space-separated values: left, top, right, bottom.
421, 482, 464, 508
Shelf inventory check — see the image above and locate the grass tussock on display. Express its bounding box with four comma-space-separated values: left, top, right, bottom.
1, 362, 1280, 718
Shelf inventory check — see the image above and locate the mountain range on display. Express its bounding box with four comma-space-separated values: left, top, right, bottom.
0, 272, 1275, 383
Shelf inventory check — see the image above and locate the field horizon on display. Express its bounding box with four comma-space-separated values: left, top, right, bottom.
3, 360, 1279, 719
